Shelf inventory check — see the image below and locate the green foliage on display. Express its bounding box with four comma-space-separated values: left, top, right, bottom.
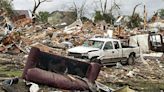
0, 0, 13, 16
81, 16, 90, 22
94, 11, 103, 22
159, 9, 164, 18
127, 13, 143, 28
103, 13, 115, 23
94, 11, 115, 24
36, 11, 50, 23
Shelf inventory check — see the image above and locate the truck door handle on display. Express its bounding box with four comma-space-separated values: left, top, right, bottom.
112, 51, 114, 53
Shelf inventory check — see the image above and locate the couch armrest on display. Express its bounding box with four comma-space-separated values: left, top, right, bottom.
86, 63, 101, 83
22, 47, 41, 79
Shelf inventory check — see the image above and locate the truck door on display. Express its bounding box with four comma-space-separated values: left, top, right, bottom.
113, 41, 123, 61
102, 41, 115, 64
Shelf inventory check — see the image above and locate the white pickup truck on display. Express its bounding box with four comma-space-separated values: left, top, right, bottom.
68, 38, 140, 65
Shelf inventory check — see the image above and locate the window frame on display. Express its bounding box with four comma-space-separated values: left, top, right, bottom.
103, 41, 113, 50
113, 41, 120, 49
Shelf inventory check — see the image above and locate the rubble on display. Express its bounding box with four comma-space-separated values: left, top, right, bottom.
27, 82, 40, 92
95, 81, 114, 92
98, 56, 164, 91
114, 86, 135, 92
0, 8, 164, 92
126, 71, 135, 78
116, 62, 123, 69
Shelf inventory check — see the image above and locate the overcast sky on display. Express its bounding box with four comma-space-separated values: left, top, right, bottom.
12, 0, 164, 18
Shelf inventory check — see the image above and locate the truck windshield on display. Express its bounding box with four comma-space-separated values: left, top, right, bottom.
82, 40, 104, 49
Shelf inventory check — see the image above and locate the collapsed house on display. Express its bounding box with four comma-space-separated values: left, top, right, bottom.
64, 19, 83, 34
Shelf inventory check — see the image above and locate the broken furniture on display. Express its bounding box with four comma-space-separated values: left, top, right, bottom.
22, 47, 101, 91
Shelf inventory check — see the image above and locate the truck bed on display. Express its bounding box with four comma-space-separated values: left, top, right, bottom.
122, 45, 137, 48
122, 46, 140, 58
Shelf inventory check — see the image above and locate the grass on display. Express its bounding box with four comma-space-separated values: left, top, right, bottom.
0, 65, 22, 77
0, 70, 22, 77
106, 80, 164, 92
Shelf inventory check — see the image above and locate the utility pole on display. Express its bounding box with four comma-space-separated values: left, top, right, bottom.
144, 5, 147, 31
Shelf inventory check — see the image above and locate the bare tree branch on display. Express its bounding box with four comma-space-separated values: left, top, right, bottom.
33, 0, 37, 12
32, 0, 51, 15
99, 0, 103, 14
99, 0, 109, 14
110, 0, 120, 14
32, 0, 52, 23
79, 0, 87, 18
114, 0, 120, 9
132, 3, 142, 17
40, 0, 49, 3
103, 0, 107, 14
73, 1, 78, 17
72, 0, 87, 19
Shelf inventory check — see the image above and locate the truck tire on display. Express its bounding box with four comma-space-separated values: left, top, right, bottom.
90, 58, 102, 64
127, 55, 135, 65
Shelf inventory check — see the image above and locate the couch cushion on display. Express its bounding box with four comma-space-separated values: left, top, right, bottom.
26, 68, 89, 90
35, 50, 90, 78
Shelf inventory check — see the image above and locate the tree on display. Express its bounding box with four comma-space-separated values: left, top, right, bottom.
70, 0, 87, 19
0, 0, 14, 17
127, 4, 143, 28
94, 11, 115, 23
158, 9, 164, 19
94, 0, 116, 23
103, 13, 115, 23
131, 3, 141, 18
32, 0, 51, 23
94, 11, 103, 22
109, 0, 120, 16
99, 0, 108, 14
127, 13, 143, 28
81, 16, 91, 22
36, 11, 49, 23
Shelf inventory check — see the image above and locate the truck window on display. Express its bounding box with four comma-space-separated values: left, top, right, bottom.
113, 41, 120, 49
103, 41, 113, 50
83, 40, 104, 49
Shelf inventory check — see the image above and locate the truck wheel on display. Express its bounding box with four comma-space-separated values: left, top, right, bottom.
91, 58, 102, 64
128, 55, 135, 65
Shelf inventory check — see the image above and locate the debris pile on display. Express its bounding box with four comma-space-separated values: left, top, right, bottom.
98, 57, 164, 91
0, 8, 164, 92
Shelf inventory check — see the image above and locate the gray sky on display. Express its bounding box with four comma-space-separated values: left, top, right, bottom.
12, 0, 164, 18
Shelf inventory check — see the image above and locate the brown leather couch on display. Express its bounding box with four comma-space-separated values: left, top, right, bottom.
22, 47, 101, 91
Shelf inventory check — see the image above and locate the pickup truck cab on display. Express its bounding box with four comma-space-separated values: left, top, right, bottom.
68, 38, 140, 65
